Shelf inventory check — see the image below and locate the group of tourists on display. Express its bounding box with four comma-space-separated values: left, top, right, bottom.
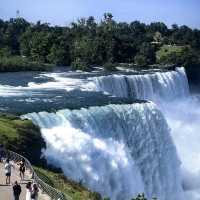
0, 144, 39, 200
26, 181, 39, 200
12, 180, 39, 200
4, 158, 25, 184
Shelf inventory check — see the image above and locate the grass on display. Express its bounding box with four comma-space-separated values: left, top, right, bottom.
156, 45, 187, 65
32, 167, 156, 200
34, 166, 103, 200
0, 113, 38, 140
0, 113, 45, 164
0, 114, 23, 139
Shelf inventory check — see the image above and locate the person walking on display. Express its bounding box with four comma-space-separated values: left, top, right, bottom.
26, 181, 32, 200
18, 158, 26, 181
13, 181, 22, 200
31, 183, 39, 200
4, 158, 14, 185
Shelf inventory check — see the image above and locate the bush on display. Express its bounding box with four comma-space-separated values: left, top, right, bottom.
134, 54, 148, 67
71, 58, 88, 71
0, 56, 53, 72
156, 45, 200, 66
103, 62, 117, 71
0, 47, 12, 57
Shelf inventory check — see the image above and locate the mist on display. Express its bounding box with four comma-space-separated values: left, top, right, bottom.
161, 95, 200, 198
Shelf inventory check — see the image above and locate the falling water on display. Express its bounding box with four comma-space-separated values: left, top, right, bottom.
21, 67, 200, 199
23, 102, 183, 200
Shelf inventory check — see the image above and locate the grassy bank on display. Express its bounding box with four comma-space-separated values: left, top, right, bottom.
0, 56, 54, 72
34, 167, 104, 200
0, 113, 45, 164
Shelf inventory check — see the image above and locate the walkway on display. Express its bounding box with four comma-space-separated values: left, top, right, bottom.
0, 161, 50, 200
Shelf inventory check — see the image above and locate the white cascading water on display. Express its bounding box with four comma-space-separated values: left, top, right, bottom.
23, 102, 183, 200
93, 67, 200, 199
93, 67, 189, 101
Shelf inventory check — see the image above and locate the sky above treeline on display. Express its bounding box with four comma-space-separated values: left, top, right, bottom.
0, 0, 200, 29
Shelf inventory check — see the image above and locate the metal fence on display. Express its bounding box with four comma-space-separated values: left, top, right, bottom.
6, 150, 72, 200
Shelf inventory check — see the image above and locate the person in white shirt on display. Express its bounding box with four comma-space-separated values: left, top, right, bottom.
26, 182, 32, 200
4, 158, 14, 185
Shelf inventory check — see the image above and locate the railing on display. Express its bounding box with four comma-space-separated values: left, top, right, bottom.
6, 150, 72, 200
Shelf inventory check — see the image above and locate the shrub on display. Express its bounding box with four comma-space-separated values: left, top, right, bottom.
103, 62, 117, 71
134, 54, 148, 67
156, 45, 200, 66
71, 58, 88, 71
0, 56, 53, 72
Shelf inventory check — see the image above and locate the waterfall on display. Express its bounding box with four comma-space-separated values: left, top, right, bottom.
23, 102, 183, 200
93, 67, 189, 101
92, 67, 200, 199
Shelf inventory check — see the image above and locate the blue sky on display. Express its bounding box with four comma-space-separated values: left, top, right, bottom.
0, 0, 200, 28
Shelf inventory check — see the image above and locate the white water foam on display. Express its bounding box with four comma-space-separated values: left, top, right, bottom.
23, 102, 183, 200
93, 67, 189, 101
160, 96, 200, 199
0, 72, 96, 97
0, 68, 187, 99
28, 73, 96, 91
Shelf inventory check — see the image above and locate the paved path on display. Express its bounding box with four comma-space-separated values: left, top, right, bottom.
0, 161, 50, 200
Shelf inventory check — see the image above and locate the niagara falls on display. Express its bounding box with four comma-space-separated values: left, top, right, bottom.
0, 2, 200, 199
0, 66, 199, 199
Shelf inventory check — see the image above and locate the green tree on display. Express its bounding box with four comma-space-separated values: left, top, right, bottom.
30, 31, 52, 62
134, 42, 156, 66
134, 54, 148, 66
0, 14, 200, 71
156, 45, 198, 66
148, 22, 168, 35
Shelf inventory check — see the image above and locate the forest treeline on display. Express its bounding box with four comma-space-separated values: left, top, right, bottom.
0, 13, 200, 71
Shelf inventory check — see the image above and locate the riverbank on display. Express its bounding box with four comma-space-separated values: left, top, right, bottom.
34, 166, 104, 200
0, 113, 45, 164
0, 56, 54, 72
0, 54, 199, 76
